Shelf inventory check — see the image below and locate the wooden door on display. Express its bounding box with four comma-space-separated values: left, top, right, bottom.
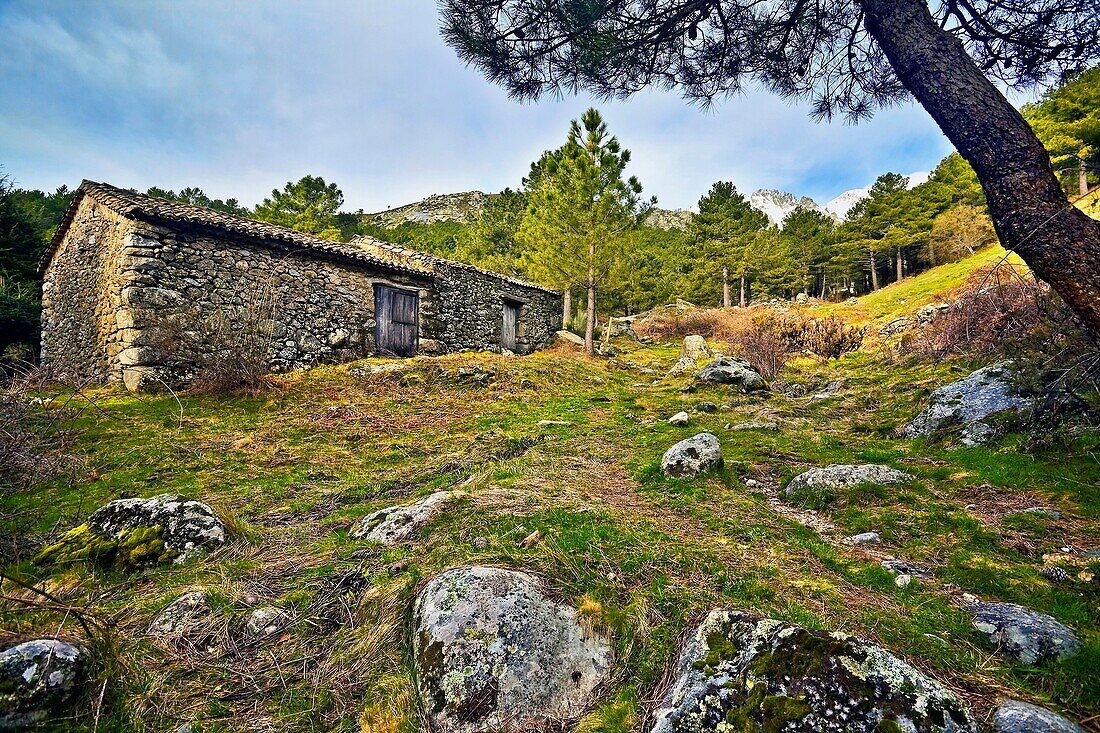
502, 301, 520, 351
375, 285, 419, 357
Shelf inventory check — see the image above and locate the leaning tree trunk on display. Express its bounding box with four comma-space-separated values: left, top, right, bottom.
860, 0, 1100, 337
562, 289, 572, 330
722, 266, 731, 308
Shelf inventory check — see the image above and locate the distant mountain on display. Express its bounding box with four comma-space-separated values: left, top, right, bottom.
645, 207, 694, 230
365, 191, 488, 227
749, 189, 829, 228
824, 171, 931, 222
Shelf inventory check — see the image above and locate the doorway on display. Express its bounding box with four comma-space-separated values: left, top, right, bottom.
374, 284, 419, 357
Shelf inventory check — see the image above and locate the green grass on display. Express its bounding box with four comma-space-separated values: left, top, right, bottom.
2, 342, 1098, 732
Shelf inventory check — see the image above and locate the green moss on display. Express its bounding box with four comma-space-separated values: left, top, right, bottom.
34, 523, 179, 571
875, 718, 905, 733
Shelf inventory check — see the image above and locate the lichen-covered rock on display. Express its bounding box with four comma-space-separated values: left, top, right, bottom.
0, 639, 86, 730
413, 566, 612, 733
970, 602, 1080, 665
650, 610, 976, 733
662, 433, 723, 478
993, 700, 1084, 733
785, 464, 913, 500
35, 494, 228, 570
695, 357, 766, 391
904, 362, 1031, 443
148, 589, 215, 640
350, 491, 457, 544
669, 335, 713, 377
243, 606, 289, 640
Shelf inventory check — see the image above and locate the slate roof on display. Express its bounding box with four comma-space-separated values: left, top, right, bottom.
42, 181, 432, 277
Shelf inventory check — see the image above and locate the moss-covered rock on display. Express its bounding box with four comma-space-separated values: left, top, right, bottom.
34, 494, 227, 571
650, 610, 976, 733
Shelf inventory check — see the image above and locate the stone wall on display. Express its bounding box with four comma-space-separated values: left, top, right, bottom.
43, 206, 562, 389
40, 197, 138, 384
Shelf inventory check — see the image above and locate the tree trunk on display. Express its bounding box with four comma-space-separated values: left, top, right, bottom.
1080, 159, 1090, 197
869, 250, 879, 291
584, 242, 596, 354
562, 288, 572, 330
860, 0, 1100, 337
722, 266, 731, 308
739, 276, 746, 308
896, 248, 904, 282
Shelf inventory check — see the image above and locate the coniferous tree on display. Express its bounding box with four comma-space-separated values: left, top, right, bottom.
517, 109, 650, 353
688, 182, 769, 307
254, 176, 344, 240
1024, 68, 1100, 196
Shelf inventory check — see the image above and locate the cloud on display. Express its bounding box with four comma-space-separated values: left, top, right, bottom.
0, 1, 958, 211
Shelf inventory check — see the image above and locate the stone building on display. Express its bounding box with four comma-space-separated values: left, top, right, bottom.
40, 181, 561, 390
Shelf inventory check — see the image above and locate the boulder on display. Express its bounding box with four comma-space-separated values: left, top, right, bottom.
970, 602, 1080, 665
35, 494, 228, 570
243, 606, 289, 640
668, 411, 691, 426
668, 335, 713, 377
725, 421, 779, 432
844, 532, 881, 545
993, 700, 1084, 733
661, 433, 723, 478
695, 357, 766, 392
904, 362, 1031, 443
650, 610, 976, 733
785, 464, 913, 500
0, 640, 86, 730
555, 330, 585, 348
148, 589, 215, 639
350, 491, 457, 544
413, 566, 612, 733
607, 314, 641, 339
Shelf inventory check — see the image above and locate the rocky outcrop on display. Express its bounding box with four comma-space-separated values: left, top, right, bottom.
365, 191, 488, 227
904, 363, 1031, 445
695, 357, 766, 391
0, 640, 87, 730
969, 602, 1080, 665
993, 700, 1084, 733
35, 494, 228, 570
662, 433, 723, 478
785, 464, 913, 501
556, 330, 586, 348
650, 610, 976, 733
350, 491, 457, 544
645, 207, 694, 230
669, 336, 712, 376
412, 566, 612, 733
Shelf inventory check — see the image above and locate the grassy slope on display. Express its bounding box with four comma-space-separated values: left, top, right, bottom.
2, 250, 1098, 732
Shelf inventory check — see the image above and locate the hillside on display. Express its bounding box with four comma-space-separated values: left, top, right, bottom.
364, 191, 489, 227
3, 249, 1098, 732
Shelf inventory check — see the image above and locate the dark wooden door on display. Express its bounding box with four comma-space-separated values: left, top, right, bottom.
375, 285, 419, 357
502, 302, 520, 351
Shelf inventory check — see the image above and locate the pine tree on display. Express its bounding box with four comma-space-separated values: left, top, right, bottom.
253, 176, 344, 240
688, 182, 769, 307
517, 109, 650, 353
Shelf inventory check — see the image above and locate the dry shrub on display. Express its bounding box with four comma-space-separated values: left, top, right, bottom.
632, 305, 744, 341
149, 280, 277, 394
0, 364, 85, 493
726, 310, 800, 380
801, 316, 866, 359
907, 263, 1057, 360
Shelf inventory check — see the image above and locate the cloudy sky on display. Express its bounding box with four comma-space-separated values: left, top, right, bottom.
2, 1, 981, 211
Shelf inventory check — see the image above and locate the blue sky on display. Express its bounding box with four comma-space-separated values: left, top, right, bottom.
1, 1, 969, 211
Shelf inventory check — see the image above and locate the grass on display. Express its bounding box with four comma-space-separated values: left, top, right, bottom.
2, 331, 1098, 731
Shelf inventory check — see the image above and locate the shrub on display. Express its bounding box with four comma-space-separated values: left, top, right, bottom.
726, 310, 800, 380
800, 316, 866, 359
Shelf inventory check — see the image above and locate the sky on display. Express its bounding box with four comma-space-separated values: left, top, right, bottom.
0, 1, 970, 212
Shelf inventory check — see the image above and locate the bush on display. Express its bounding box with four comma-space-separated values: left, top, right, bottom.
726, 310, 801, 380
800, 316, 866, 359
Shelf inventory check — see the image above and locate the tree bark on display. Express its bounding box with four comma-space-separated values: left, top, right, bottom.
585, 242, 596, 354
739, 276, 747, 308
869, 250, 879, 291
722, 266, 731, 308
562, 288, 572, 330
896, 248, 904, 282
1080, 159, 1090, 197
860, 0, 1100, 337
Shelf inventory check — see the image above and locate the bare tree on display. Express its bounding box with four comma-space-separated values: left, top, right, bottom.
440, 0, 1100, 336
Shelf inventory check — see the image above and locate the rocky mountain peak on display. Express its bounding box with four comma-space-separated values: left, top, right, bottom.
365, 191, 488, 227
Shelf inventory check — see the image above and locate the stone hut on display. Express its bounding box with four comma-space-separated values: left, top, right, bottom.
40, 181, 561, 390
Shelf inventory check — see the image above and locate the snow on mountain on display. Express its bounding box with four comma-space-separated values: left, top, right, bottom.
823, 171, 932, 222
749, 189, 829, 228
